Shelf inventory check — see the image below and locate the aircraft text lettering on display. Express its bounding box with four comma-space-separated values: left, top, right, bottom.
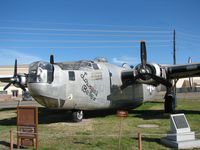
81, 72, 98, 101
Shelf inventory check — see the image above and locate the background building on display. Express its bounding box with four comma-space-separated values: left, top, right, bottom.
0, 64, 28, 101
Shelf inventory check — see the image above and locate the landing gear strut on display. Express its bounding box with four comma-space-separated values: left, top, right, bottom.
72, 110, 83, 122
164, 90, 176, 113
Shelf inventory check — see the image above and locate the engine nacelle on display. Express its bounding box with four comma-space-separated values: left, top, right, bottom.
19, 74, 27, 86
135, 63, 166, 86
13, 73, 27, 88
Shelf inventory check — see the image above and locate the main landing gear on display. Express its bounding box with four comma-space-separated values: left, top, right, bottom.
164, 89, 176, 113
72, 110, 83, 122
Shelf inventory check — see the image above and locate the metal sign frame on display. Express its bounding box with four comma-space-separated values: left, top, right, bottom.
170, 113, 190, 133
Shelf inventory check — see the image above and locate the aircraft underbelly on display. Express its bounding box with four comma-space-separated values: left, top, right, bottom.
29, 82, 144, 110
70, 84, 145, 110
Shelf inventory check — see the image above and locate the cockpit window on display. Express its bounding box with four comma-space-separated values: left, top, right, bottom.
28, 61, 54, 84
69, 71, 75, 81
29, 70, 37, 83
56, 61, 100, 70
92, 63, 99, 70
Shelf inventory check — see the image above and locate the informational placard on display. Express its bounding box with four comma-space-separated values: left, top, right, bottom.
170, 114, 190, 133
161, 113, 200, 149
173, 115, 189, 129
17, 106, 38, 149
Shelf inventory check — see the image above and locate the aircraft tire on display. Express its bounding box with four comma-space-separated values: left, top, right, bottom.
164, 97, 175, 113
72, 110, 83, 122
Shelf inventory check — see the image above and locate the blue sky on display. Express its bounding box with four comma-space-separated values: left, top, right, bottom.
0, 0, 200, 66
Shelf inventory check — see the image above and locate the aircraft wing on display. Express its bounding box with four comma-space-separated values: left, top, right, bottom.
164, 63, 200, 79
0, 75, 13, 83
121, 63, 200, 89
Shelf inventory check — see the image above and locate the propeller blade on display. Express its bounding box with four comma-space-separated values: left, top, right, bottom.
140, 41, 147, 69
3, 82, 12, 91
14, 59, 17, 76
50, 55, 54, 64
145, 73, 172, 87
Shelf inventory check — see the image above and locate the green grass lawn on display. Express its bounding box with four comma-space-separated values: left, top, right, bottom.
0, 99, 200, 150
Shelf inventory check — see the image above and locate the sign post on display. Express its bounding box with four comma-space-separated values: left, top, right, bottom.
17, 106, 38, 150
117, 110, 128, 150
10, 129, 13, 150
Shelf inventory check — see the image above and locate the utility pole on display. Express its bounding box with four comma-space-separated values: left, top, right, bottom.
173, 30, 176, 65
173, 30, 177, 102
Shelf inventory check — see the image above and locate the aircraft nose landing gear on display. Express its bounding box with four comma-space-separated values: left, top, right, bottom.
72, 110, 83, 122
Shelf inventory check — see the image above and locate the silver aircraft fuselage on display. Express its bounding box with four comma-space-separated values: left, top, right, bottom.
27, 60, 153, 110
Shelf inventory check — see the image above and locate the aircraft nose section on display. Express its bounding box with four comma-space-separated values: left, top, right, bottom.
28, 83, 64, 108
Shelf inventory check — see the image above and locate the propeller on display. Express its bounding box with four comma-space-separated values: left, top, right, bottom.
3, 59, 26, 91
138, 41, 171, 87
121, 41, 172, 90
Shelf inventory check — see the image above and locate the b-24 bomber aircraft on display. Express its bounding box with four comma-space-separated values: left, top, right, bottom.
1, 41, 200, 122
